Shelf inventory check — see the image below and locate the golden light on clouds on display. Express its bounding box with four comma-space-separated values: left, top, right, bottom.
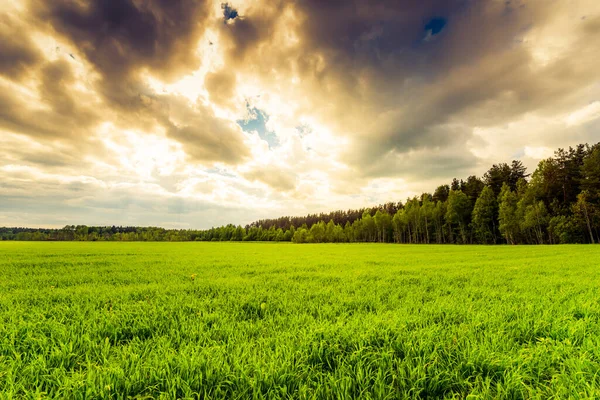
1, 0, 599, 227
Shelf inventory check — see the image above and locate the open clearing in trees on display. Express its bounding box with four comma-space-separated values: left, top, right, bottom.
1, 242, 600, 398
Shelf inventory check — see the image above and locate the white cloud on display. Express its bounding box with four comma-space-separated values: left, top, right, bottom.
566, 102, 600, 127
1, 0, 600, 228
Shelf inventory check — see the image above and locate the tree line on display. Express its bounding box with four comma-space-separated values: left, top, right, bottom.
2, 142, 599, 244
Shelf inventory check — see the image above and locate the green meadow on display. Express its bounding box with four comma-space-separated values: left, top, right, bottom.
1, 242, 600, 399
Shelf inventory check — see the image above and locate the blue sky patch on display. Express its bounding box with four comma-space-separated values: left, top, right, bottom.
237, 106, 279, 148
425, 18, 447, 35
221, 3, 238, 22
423, 17, 447, 41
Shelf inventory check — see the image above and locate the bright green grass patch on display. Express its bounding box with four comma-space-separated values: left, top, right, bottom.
1, 242, 600, 399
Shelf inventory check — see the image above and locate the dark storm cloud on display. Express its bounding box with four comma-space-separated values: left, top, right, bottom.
39, 60, 78, 116
0, 56, 100, 142
288, 0, 475, 84
425, 17, 447, 36
0, 14, 43, 80
24, 0, 251, 164
290, 0, 538, 105
216, 0, 599, 177
34, 0, 211, 111
1, 0, 598, 190
217, 0, 287, 64
36, 0, 211, 83
218, 0, 527, 123
0, 0, 598, 228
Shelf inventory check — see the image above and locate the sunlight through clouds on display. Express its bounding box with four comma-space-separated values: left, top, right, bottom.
0, 0, 599, 227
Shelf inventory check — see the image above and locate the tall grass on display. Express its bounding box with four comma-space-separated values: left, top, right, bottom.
1, 242, 599, 398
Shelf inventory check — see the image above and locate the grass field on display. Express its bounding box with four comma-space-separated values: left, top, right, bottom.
1, 242, 600, 399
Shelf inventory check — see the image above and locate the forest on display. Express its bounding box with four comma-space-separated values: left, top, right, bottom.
2, 142, 599, 244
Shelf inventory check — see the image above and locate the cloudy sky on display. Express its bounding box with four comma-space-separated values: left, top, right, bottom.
1, 0, 599, 228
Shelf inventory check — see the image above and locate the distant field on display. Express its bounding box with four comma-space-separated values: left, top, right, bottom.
1, 243, 600, 399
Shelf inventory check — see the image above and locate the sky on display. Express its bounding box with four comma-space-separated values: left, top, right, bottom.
1, 0, 600, 229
